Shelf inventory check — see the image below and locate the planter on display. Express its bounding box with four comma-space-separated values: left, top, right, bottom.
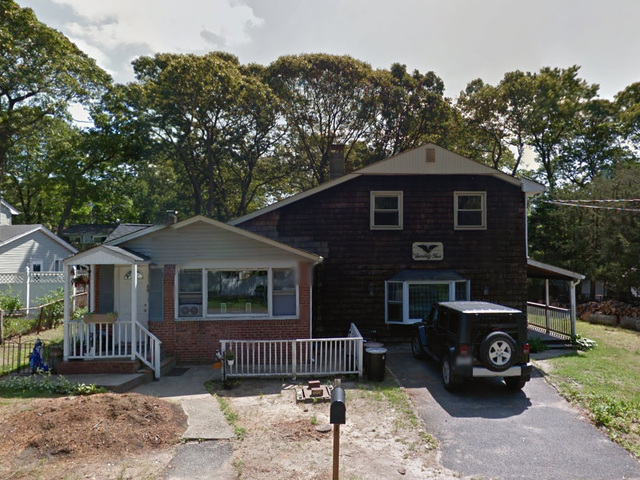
227, 359, 235, 367
83, 313, 118, 324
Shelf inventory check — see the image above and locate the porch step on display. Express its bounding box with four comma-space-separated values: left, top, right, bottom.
58, 359, 142, 376
160, 356, 177, 377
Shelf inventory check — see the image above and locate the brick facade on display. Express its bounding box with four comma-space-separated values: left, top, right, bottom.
148, 262, 312, 363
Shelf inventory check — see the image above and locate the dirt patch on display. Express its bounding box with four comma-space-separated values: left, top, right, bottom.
212, 379, 463, 480
0, 393, 187, 479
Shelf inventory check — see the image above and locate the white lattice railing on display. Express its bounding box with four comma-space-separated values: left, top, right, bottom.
0, 272, 64, 284
66, 317, 162, 378
221, 324, 364, 380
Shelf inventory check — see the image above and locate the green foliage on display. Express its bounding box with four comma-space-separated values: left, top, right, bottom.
528, 337, 548, 353
36, 288, 64, 328
0, 287, 23, 315
573, 334, 597, 351
1, 316, 38, 339
0, 373, 106, 397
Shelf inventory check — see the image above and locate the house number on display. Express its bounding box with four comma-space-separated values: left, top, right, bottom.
412, 242, 444, 261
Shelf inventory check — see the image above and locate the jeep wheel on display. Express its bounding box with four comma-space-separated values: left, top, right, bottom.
411, 335, 425, 360
504, 376, 527, 390
479, 332, 516, 372
441, 355, 462, 391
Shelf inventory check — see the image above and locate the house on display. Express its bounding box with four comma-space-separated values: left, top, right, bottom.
61, 224, 118, 250
0, 200, 78, 310
230, 143, 569, 339
60, 215, 322, 373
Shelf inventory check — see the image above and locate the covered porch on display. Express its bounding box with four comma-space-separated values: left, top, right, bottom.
62, 245, 163, 378
527, 258, 586, 340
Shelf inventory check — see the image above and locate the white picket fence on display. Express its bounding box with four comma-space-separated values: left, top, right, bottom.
221, 323, 364, 380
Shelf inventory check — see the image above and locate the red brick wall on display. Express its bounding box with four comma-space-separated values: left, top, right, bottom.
149, 262, 312, 364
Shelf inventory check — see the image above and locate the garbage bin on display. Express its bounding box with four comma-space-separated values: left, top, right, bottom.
363, 341, 384, 373
366, 347, 387, 382
48, 345, 63, 374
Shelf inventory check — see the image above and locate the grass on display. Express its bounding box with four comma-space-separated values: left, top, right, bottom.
0, 324, 65, 376
207, 385, 246, 440
541, 320, 640, 458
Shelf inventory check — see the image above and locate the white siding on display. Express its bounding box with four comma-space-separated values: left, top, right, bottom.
0, 230, 74, 273
122, 221, 304, 266
0, 204, 12, 225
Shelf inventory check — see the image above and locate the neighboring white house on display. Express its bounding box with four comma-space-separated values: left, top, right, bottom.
0, 201, 77, 310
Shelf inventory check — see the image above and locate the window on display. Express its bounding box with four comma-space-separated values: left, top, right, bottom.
454, 192, 486, 229
177, 267, 297, 319
30, 260, 43, 272
93, 235, 108, 243
371, 191, 403, 229
385, 279, 470, 324
68, 235, 82, 243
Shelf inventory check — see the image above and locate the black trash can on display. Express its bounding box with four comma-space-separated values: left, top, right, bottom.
366, 347, 387, 382
48, 345, 63, 374
363, 342, 384, 374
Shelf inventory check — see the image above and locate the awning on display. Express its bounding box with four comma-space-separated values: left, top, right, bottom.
388, 269, 467, 282
527, 259, 585, 282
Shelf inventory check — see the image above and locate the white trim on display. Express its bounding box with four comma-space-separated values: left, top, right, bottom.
385, 279, 470, 325
63, 245, 148, 266
1, 199, 20, 215
527, 258, 585, 281
175, 266, 300, 320
370, 191, 403, 230
454, 191, 487, 230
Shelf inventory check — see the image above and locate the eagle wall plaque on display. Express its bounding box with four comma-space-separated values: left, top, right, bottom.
412, 242, 444, 261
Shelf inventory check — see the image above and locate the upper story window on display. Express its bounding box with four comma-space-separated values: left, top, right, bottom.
454, 192, 486, 230
370, 191, 403, 230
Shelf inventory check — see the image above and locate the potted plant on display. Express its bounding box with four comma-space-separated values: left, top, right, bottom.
225, 350, 235, 366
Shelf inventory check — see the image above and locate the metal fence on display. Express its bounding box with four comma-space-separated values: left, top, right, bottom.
0, 338, 61, 376
221, 324, 364, 381
527, 301, 572, 339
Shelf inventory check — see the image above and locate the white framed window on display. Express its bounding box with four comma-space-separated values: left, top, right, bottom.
93, 235, 108, 243
30, 259, 43, 272
454, 191, 486, 230
385, 279, 470, 324
371, 191, 403, 230
68, 235, 82, 243
176, 267, 298, 319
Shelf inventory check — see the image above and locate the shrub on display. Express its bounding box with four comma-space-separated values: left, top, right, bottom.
35, 288, 64, 328
0, 287, 24, 316
0, 373, 106, 396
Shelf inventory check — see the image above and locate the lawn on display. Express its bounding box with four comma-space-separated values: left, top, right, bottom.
541, 320, 640, 458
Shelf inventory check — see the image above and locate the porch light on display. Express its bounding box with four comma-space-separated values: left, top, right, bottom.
124, 270, 144, 280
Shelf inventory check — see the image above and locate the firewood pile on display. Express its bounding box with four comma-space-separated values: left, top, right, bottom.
577, 300, 640, 331
577, 300, 640, 319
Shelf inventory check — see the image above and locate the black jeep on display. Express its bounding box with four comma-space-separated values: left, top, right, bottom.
411, 301, 532, 391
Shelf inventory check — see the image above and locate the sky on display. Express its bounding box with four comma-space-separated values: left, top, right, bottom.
17, 0, 640, 100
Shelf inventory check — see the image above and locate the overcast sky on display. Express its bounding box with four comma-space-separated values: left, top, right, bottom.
17, 0, 640, 100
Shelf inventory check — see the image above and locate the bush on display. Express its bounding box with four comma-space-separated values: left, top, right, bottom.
0, 287, 24, 316
36, 288, 64, 328
0, 373, 106, 396
574, 334, 598, 351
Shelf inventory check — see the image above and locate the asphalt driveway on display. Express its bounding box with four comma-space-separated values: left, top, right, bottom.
386, 345, 640, 480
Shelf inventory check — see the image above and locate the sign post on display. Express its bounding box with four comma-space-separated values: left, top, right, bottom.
330, 381, 346, 480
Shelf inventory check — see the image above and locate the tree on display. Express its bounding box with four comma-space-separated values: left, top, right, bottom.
527, 66, 598, 189
130, 52, 289, 221
0, 1, 110, 195
267, 54, 377, 188
362, 64, 451, 166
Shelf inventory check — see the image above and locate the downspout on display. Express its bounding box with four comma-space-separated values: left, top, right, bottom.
310, 257, 324, 339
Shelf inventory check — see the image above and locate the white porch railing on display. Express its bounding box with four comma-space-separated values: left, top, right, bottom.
66, 319, 162, 378
527, 302, 573, 339
221, 323, 364, 381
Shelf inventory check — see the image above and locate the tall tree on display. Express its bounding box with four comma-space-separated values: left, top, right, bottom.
0, 1, 110, 196
363, 63, 451, 166
130, 52, 289, 221
267, 54, 377, 188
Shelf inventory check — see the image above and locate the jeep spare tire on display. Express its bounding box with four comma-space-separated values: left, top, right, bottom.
479, 331, 516, 372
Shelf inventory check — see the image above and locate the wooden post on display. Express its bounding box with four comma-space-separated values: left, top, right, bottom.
131, 263, 138, 360
333, 424, 340, 480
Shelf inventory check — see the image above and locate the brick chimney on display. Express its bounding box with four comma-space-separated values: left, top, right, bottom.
329, 144, 345, 180
166, 210, 178, 225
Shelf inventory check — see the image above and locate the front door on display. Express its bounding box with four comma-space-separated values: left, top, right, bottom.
115, 265, 149, 328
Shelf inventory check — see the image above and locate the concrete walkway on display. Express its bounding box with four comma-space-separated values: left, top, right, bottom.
132, 366, 236, 480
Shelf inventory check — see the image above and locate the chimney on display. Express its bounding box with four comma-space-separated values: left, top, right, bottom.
329, 144, 345, 180
166, 210, 178, 225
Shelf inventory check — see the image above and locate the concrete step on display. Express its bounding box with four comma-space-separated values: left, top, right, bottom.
160, 356, 177, 377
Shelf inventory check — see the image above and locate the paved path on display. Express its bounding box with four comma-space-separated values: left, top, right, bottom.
387, 345, 640, 480
133, 366, 235, 479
